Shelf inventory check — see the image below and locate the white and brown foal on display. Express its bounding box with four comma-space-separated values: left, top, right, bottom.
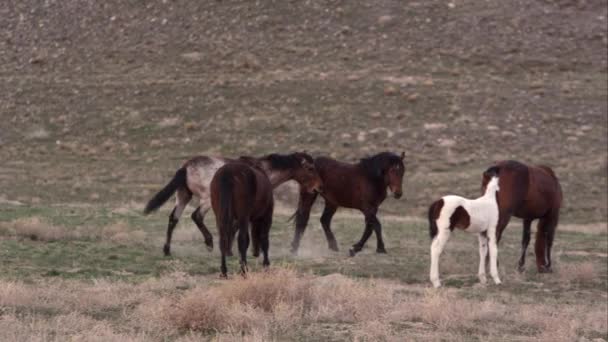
427, 168, 501, 288
144, 153, 322, 256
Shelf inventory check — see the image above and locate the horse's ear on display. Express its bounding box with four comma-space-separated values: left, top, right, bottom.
400, 151, 405, 160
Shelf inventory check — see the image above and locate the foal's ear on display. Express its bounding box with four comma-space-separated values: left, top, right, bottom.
400, 151, 405, 160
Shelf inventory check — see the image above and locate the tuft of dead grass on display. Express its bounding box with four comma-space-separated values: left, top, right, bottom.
557, 261, 597, 285
0, 217, 72, 241
166, 268, 398, 336
101, 221, 146, 243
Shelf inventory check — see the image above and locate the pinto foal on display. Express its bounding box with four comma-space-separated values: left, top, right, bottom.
427, 167, 501, 288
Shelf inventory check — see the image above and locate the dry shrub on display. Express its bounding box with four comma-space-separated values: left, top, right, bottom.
309, 273, 396, 322
167, 268, 398, 336
0, 217, 71, 241
520, 305, 580, 342
557, 261, 597, 284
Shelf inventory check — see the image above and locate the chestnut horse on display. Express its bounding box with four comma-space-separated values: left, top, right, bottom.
290, 152, 405, 256
144, 152, 322, 256
210, 161, 274, 277
481, 160, 562, 273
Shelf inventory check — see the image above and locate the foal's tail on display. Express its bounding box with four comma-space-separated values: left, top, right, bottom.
217, 171, 235, 254
144, 167, 187, 215
427, 200, 442, 240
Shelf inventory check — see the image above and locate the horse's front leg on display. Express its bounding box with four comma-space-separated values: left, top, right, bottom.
290, 189, 318, 254
478, 233, 489, 285
349, 209, 377, 256
368, 212, 386, 253
488, 234, 502, 285
518, 219, 532, 272
430, 230, 450, 288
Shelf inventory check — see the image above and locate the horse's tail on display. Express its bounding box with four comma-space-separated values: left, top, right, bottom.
427, 199, 444, 240
218, 170, 235, 254
144, 167, 187, 215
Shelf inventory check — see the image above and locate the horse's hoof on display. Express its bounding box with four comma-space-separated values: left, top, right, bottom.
205, 239, 213, 251
219, 273, 228, 279
517, 265, 525, 273
329, 243, 339, 252
538, 266, 553, 273
163, 245, 171, 257
376, 248, 387, 254
290, 247, 299, 256
432, 281, 442, 288
348, 248, 357, 257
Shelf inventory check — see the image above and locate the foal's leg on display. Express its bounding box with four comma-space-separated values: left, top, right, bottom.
290, 190, 318, 254
488, 234, 502, 285
349, 209, 377, 256
164, 188, 191, 256
191, 205, 214, 251
237, 219, 250, 277
430, 229, 450, 288
320, 204, 339, 251
544, 211, 559, 272
478, 233, 489, 284
518, 219, 532, 272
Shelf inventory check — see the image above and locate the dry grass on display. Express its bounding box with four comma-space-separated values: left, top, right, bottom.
0, 266, 606, 341
101, 221, 147, 243
557, 261, 598, 285
0, 217, 73, 241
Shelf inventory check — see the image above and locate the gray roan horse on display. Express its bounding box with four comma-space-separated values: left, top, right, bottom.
144, 153, 323, 256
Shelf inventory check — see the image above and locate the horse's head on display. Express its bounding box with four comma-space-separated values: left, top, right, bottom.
258, 152, 323, 193
290, 152, 323, 194
385, 151, 406, 199
361, 151, 405, 199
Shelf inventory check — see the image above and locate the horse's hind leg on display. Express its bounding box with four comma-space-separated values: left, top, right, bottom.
320, 204, 339, 251
191, 205, 213, 251
236, 219, 250, 277
430, 229, 451, 288
164, 188, 191, 256
255, 212, 273, 267
518, 219, 532, 272
291, 190, 318, 254
536, 211, 558, 273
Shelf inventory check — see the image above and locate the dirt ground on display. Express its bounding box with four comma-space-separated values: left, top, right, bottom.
0, 0, 606, 222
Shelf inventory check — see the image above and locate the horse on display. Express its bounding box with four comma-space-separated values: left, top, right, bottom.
427, 167, 502, 288
143, 152, 323, 256
210, 161, 274, 277
290, 151, 405, 256
481, 160, 562, 273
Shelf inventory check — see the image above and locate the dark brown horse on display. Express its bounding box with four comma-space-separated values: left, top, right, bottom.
144, 152, 322, 256
210, 161, 274, 277
481, 160, 562, 273
290, 152, 405, 256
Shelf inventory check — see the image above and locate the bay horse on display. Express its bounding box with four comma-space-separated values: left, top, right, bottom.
210, 161, 275, 277
143, 152, 322, 256
290, 152, 405, 256
427, 167, 502, 288
481, 160, 562, 273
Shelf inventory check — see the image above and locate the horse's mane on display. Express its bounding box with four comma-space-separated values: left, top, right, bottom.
262, 153, 313, 170
359, 152, 402, 181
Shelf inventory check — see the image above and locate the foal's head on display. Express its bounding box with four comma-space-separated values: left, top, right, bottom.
481, 166, 500, 194
261, 152, 323, 193
361, 151, 406, 199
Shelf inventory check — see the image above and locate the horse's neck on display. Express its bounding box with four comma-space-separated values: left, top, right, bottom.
265, 169, 291, 188
481, 179, 499, 200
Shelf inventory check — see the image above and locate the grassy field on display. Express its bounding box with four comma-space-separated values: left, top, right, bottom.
0, 203, 606, 341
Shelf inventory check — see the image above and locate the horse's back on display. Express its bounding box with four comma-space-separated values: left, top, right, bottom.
529, 165, 562, 210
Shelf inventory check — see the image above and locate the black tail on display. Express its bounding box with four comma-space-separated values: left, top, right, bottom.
428, 200, 441, 240
218, 170, 235, 254
143, 167, 187, 215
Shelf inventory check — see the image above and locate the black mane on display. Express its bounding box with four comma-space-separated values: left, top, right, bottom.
359, 152, 403, 181
263, 153, 313, 170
